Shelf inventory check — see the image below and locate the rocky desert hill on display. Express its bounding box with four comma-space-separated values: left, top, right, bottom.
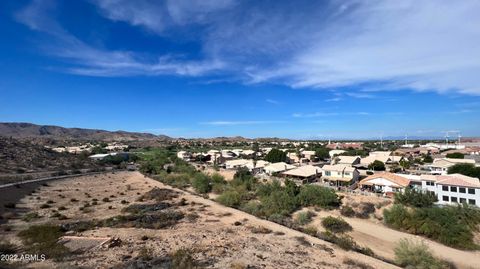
0, 122, 170, 142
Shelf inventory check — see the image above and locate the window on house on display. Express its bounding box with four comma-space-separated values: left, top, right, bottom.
345, 172, 350, 176
451, 197, 458, 203
325, 171, 331, 176
442, 186, 448, 191
442, 196, 449, 202
460, 198, 466, 204
468, 199, 476, 205
450, 186, 457, 192
468, 188, 475, 194
459, 187, 466, 193
426, 181, 433, 186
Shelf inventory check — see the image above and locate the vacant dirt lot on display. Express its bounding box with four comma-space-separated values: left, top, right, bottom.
1, 171, 397, 269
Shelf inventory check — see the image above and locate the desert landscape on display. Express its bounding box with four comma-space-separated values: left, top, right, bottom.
1, 171, 398, 269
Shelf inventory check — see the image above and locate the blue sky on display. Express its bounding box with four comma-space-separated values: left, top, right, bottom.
0, 0, 479, 139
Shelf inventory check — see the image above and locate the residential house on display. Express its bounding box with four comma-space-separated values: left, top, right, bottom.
264, 162, 296, 175
176, 151, 192, 161
358, 172, 411, 195
329, 150, 346, 158
321, 164, 359, 185
331, 156, 361, 166
281, 165, 322, 183
420, 174, 480, 207
301, 150, 317, 161
427, 158, 475, 175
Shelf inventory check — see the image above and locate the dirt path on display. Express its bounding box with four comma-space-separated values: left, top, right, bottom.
312, 211, 480, 269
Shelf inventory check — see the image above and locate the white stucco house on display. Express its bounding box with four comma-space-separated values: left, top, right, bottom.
321, 164, 360, 185
420, 174, 480, 206
264, 162, 295, 175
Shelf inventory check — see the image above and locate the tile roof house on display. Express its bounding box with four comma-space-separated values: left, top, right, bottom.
332, 156, 361, 166
427, 158, 476, 175
264, 162, 296, 175
420, 174, 480, 207
281, 165, 322, 183
358, 172, 411, 195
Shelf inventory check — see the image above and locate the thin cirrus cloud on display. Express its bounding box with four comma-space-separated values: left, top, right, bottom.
14, 0, 480, 95
199, 120, 285, 126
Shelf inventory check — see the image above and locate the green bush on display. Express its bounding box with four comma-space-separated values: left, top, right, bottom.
321, 216, 352, 233
240, 200, 263, 217
394, 188, 438, 208
191, 173, 212, 194
216, 190, 243, 208
260, 189, 298, 217
297, 185, 340, 208
445, 152, 464, 159
384, 204, 480, 249
447, 163, 480, 178
394, 239, 447, 269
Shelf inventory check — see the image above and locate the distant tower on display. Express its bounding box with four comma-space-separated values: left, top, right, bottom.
380, 134, 384, 148
404, 134, 408, 146
445, 131, 449, 145
458, 133, 462, 144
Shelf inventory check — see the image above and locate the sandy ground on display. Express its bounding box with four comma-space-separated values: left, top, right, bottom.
1, 171, 398, 269
307, 193, 480, 269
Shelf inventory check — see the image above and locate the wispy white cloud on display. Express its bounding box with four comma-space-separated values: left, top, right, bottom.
325, 97, 342, 102
266, 99, 280, 105
345, 92, 376, 99
199, 120, 285, 126
15, 0, 224, 77
15, 0, 480, 95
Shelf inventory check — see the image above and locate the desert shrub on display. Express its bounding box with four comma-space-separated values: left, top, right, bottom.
260, 188, 298, 217
321, 216, 352, 233
61, 221, 96, 233
340, 206, 355, 217
216, 190, 243, 208
58, 206, 67, 211
302, 226, 318, 236
22, 212, 41, 222
232, 167, 257, 191
297, 185, 340, 208
394, 239, 447, 269
355, 202, 376, 218
100, 210, 184, 229
319, 231, 356, 250
17, 224, 70, 260
138, 246, 154, 260
102, 197, 110, 202
141, 187, 179, 202
123, 203, 172, 214
240, 200, 263, 217
165, 173, 192, 189
0, 241, 17, 255
186, 212, 200, 222
395, 188, 438, 208
295, 211, 315, 225
384, 204, 480, 249
191, 173, 212, 194
40, 203, 51, 209
70, 198, 78, 202
249, 226, 272, 234
171, 248, 196, 269
343, 258, 374, 269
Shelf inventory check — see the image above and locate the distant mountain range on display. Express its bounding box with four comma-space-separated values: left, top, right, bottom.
0, 122, 170, 141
